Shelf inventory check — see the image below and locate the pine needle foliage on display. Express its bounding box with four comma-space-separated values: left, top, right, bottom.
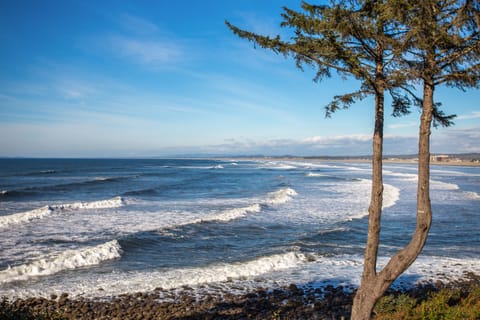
226, 0, 412, 118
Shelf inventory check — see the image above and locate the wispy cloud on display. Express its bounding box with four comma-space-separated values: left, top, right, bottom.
388, 121, 417, 129
82, 14, 186, 68
55, 80, 98, 100
189, 134, 414, 156
302, 135, 371, 145
107, 35, 183, 66
0, 92, 16, 101
118, 14, 160, 35
432, 127, 480, 153
232, 9, 288, 38
456, 111, 480, 120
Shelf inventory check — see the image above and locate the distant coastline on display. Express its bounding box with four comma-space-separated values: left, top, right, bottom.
2, 153, 480, 166
236, 153, 480, 167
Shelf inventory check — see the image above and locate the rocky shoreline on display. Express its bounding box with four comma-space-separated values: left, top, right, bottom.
2, 273, 479, 320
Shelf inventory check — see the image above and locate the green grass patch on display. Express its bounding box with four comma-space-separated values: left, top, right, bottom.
374, 286, 480, 320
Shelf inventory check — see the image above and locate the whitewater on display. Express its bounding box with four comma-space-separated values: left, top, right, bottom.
0, 158, 478, 299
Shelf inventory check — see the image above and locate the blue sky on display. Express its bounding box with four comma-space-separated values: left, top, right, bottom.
1, 0, 479, 157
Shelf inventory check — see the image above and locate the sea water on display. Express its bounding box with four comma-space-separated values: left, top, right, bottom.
0, 158, 478, 299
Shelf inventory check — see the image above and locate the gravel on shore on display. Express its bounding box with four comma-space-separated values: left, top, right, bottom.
2, 273, 479, 320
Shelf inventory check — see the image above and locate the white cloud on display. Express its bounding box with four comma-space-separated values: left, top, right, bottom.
233, 11, 281, 37
56, 81, 98, 100
432, 127, 480, 153
188, 134, 416, 157
118, 14, 160, 35
388, 121, 417, 129
108, 36, 182, 66
302, 134, 371, 145
456, 111, 480, 120
86, 14, 185, 68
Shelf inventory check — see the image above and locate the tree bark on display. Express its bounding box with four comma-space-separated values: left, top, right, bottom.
351, 73, 435, 320
351, 58, 385, 320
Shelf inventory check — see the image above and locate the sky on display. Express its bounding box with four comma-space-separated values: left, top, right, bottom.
0, 0, 479, 158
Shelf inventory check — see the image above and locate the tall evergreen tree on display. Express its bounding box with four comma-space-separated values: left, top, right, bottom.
227, 1, 409, 318
352, 1, 480, 318
227, 1, 480, 319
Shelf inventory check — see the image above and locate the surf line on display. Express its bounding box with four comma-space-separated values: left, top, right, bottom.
0, 197, 124, 228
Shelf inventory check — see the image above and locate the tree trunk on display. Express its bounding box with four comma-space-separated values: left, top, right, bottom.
351, 75, 435, 319
351, 59, 385, 319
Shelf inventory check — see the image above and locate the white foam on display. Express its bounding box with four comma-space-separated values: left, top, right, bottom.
383, 183, 401, 209
0, 197, 124, 228
384, 168, 463, 193
0, 240, 122, 283
0, 206, 54, 228
0, 190, 7, 195
265, 188, 298, 205
151, 251, 309, 290
6, 250, 479, 299
273, 254, 480, 291
354, 179, 400, 210
384, 170, 418, 181
193, 204, 262, 223
465, 191, 480, 200
258, 161, 298, 170
51, 196, 124, 210
431, 180, 460, 190
162, 187, 296, 225
345, 212, 369, 221
306, 172, 329, 177
212, 165, 224, 169
342, 179, 400, 221
385, 170, 460, 191
13, 251, 309, 298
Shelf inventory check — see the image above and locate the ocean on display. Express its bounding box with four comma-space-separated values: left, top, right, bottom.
0, 158, 479, 299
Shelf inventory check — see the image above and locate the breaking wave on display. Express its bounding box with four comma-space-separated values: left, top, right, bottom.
465, 191, 480, 200
69, 251, 312, 297
186, 187, 298, 225
0, 240, 122, 283
193, 204, 262, 223
431, 180, 460, 190
0, 197, 124, 228
265, 188, 298, 205
146, 251, 311, 290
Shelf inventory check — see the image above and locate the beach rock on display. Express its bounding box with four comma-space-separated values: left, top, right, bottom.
3, 276, 480, 320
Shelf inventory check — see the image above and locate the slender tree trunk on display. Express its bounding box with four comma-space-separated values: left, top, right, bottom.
351, 73, 435, 319
351, 59, 385, 319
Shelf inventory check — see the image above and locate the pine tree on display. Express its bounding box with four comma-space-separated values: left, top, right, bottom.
352, 1, 480, 318
227, 1, 409, 316
227, 1, 480, 319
